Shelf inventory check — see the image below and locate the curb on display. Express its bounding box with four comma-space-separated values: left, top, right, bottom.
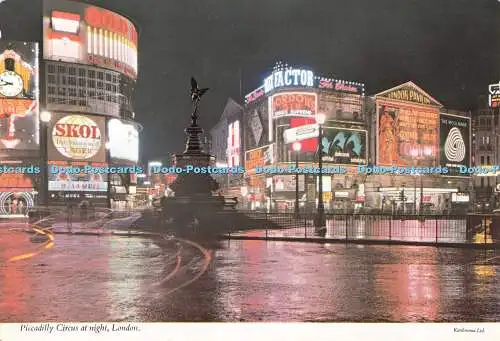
221, 235, 500, 249
24, 229, 158, 238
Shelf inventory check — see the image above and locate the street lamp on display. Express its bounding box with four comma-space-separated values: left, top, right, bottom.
40, 110, 52, 123
315, 112, 326, 228
292, 141, 302, 217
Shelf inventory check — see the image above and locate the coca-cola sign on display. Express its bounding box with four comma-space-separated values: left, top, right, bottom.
50, 114, 106, 161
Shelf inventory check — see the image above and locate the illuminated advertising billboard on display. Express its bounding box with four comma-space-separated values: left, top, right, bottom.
285, 117, 318, 152
322, 128, 367, 164
318, 92, 363, 122
227, 120, 241, 167
245, 144, 274, 171
264, 68, 314, 94
270, 92, 317, 119
440, 113, 471, 174
0, 41, 39, 151
489, 82, 500, 108
43, 0, 138, 79
108, 118, 139, 162
48, 161, 108, 192
317, 79, 364, 94
377, 104, 439, 166
48, 113, 106, 162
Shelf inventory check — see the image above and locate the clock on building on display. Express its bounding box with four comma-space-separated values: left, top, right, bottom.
0, 70, 23, 97
0, 57, 24, 97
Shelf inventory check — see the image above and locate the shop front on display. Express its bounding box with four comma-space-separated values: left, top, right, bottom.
245, 174, 266, 210
374, 187, 457, 214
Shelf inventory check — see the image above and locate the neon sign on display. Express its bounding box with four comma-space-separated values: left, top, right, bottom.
489, 82, 500, 108
263, 69, 314, 94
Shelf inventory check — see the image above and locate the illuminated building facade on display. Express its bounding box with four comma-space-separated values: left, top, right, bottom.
240, 62, 366, 212
0, 42, 40, 217
471, 94, 500, 212
366, 82, 471, 214
41, 0, 141, 209
210, 98, 244, 198
0, 0, 141, 214
217, 63, 473, 213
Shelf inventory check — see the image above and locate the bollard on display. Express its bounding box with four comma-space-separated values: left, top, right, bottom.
304, 216, 307, 238
484, 217, 488, 245
345, 215, 349, 241
389, 216, 392, 240
435, 218, 438, 243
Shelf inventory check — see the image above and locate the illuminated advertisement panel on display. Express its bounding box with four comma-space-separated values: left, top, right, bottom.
108, 118, 139, 162
48, 161, 108, 192
264, 68, 314, 94
245, 144, 274, 171
0, 41, 39, 151
285, 117, 318, 152
322, 128, 367, 164
0, 172, 36, 216
270, 92, 317, 119
43, 0, 138, 79
377, 103, 439, 166
318, 91, 363, 122
440, 113, 471, 175
227, 120, 241, 167
48, 113, 106, 162
489, 82, 500, 108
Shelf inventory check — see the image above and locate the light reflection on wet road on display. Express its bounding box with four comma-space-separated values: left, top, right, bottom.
1, 228, 499, 322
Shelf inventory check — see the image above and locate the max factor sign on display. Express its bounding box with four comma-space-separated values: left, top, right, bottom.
264, 69, 314, 94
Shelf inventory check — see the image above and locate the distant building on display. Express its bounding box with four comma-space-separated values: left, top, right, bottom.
209, 97, 243, 196
471, 95, 500, 211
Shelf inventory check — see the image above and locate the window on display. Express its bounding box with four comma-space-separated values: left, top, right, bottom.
481, 156, 485, 164
481, 178, 485, 188
487, 156, 491, 164
46, 61, 128, 117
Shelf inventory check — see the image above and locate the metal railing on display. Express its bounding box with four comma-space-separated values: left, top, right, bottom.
228, 211, 500, 246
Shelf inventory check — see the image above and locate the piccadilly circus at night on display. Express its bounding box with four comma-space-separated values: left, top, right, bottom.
0, 0, 140, 216
212, 62, 471, 214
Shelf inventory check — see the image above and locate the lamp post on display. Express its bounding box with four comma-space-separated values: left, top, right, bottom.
315, 113, 326, 228
419, 175, 423, 215
293, 141, 301, 217
40, 111, 52, 206
414, 176, 417, 214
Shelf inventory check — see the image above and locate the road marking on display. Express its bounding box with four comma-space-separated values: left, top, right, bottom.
8, 223, 55, 262
160, 237, 212, 296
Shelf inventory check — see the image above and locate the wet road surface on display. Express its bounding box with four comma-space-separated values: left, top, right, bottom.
1, 227, 499, 322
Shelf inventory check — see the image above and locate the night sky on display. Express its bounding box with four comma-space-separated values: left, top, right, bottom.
0, 0, 499, 162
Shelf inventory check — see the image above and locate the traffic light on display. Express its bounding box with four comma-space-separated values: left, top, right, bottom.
399, 191, 405, 201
